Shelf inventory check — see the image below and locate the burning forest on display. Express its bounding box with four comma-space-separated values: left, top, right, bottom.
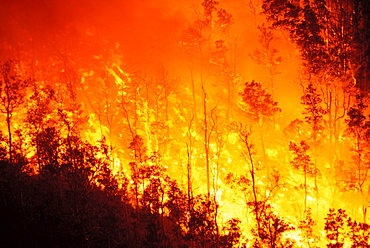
0, 0, 370, 247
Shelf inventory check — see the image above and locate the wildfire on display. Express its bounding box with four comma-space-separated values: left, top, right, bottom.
0, 0, 370, 247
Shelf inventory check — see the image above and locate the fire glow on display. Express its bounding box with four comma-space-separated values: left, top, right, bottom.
0, 0, 369, 247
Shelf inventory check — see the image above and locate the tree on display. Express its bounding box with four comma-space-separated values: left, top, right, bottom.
262, 0, 329, 75
202, 0, 219, 27
300, 81, 326, 214
250, 24, 282, 104
210, 9, 237, 120
229, 122, 281, 246
239, 80, 280, 125
186, 194, 219, 247
289, 141, 317, 213
148, 68, 177, 156
345, 93, 370, 222
26, 84, 55, 170
347, 217, 370, 247
239, 80, 281, 168
325, 208, 348, 248
351, 0, 370, 91
298, 208, 320, 248
301, 82, 327, 144
219, 218, 242, 248
249, 202, 295, 248
0, 60, 29, 163
232, 124, 260, 215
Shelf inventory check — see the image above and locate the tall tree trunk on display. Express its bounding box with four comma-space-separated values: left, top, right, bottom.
6, 110, 12, 164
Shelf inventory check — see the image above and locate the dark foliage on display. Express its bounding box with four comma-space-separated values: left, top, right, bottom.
248, 201, 295, 248
262, 0, 370, 90
0, 128, 242, 248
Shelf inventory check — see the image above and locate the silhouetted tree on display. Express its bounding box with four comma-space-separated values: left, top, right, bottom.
298, 208, 320, 248
239, 80, 281, 170
301, 82, 327, 144
347, 217, 370, 247
26, 84, 55, 170
345, 93, 370, 221
325, 208, 348, 248
289, 140, 317, 212
219, 218, 242, 248
0, 60, 30, 163
249, 202, 295, 248
250, 24, 282, 104
240, 80, 281, 125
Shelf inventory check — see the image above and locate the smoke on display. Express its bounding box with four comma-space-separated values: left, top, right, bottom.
0, 0, 302, 115
0, 0, 189, 68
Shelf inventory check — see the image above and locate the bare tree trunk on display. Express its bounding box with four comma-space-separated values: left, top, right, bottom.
203, 87, 211, 198
6, 111, 12, 164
